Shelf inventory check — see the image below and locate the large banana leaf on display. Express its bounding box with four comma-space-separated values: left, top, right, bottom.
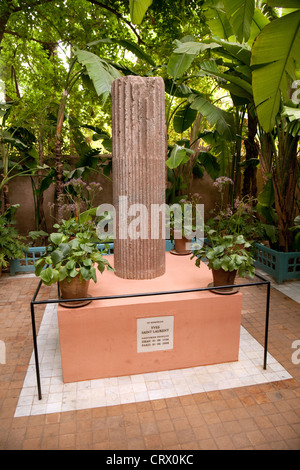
166, 144, 194, 169
201, 64, 253, 96
204, 0, 234, 40
173, 40, 220, 55
190, 96, 235, 139
215, 41, 251, 66
129, 0, 152, 24
167, 52, 196, 79
224, 0, 255, 43
248, 8, 270, 45
168, 40, 220, 79
173, 104, 198, 134
87, 38, 156, 67
74, 49, 122, 102
282, 106, 300, 121
251, 10, 300, 132
267, 0, 300, 6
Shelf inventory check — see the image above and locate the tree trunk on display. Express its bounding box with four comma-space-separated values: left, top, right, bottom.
272, 139, 298, 252
0, 10, 10, 45
187, 114, 203, 197
242, 108, 258, 200
0, 172, 10, 213
37, 128, 48, 235
55, 90, 68, 223
55, 138, 64, 224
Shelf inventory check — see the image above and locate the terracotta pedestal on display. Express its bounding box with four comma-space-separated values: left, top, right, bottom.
57, 254, 242, 383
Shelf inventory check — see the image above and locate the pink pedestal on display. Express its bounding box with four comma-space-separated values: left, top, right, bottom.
57, 253, 242, 383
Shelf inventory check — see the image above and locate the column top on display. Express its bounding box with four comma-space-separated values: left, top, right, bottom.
112, 75, 165, 87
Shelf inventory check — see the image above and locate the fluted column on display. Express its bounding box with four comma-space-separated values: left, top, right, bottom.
112, 76, 166, 279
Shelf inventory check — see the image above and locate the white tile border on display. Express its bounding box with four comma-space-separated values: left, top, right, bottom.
14, 303, 293, 418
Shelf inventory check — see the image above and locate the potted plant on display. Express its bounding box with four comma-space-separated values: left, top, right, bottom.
191, 178, 256, 292
0, 205, 25, 276
169, 194, 202, 255
192, 231, 255, 293
34, 215, 114, 306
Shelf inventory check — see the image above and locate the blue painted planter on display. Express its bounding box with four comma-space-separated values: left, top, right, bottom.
254, 242, 300, 284
9, 247, 47, 276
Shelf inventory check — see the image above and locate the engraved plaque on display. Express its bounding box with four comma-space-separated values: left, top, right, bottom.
137, 316, 174, 353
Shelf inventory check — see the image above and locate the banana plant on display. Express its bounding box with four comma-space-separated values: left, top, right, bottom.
129, 0, 153, 25
0, 102, 41, 212
251, 2, 300, 132
203, 0, 300, 133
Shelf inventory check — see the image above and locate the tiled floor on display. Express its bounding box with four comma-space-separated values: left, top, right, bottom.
14, 302, 292, 418
255, 269, 300, 304
0, 272, 300, 450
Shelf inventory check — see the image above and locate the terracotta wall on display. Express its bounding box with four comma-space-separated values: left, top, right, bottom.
8, 174, 113, 237
8, 172, 222, 238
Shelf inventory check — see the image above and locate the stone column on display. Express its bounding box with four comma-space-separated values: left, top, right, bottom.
112, 76, 166, 279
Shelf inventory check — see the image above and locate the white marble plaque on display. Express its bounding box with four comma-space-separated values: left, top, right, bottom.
137, 316, 174, 353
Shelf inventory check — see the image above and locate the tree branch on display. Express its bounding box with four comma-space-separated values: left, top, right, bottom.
4, 29, 57, 48
85, 0, 146, 45
10, 0, 56, 13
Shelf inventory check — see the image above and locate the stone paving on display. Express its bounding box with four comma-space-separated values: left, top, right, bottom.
0, 272, 299, 450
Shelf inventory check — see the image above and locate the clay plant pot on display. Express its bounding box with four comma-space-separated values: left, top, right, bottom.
59, 276, 92, 308
171, 230, 192, 255
210, 268, 238, 295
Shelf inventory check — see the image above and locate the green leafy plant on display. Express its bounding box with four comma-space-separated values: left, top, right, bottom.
191, 176, 255, 278
192, 232, 255, 278
168, 193, 203, 241
0, 205, 25, 270
34, 218, 114, 286
290, 215, 300, 251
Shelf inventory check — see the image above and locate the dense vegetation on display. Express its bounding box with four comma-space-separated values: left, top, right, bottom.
0, 0, 299, 252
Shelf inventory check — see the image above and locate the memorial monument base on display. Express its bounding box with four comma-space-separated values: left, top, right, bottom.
57, 253, 242, 383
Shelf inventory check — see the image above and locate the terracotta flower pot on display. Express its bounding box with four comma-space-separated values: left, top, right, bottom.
171, 230, 192, 255
59, 276, 91, 307
211, 268, 238, 295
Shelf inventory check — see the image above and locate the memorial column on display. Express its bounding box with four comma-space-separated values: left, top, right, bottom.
112, 76, 166, 279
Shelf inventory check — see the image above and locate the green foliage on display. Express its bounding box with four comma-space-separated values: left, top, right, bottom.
267, 0, 300, 7
73, 49, 122, 103
166, 144, 194, 170
35, 217, 114, 286
192, 233, 255, 278
0, 102, 48, 217
251, 10, 300, 132
203, 0, 234, 40
0, 205, 25, 266
224, 0, 255, 43
190, 95, 235, 140
173, 104, 198, 134
289, 215, 300, 251
129, 0, 153, 25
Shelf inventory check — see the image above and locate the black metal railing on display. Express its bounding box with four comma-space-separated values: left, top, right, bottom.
30, 272, 271, 400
